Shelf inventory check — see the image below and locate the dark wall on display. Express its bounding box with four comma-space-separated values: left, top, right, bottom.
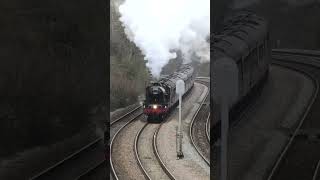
0, 0, 107, 153
253, 1, 320, 49
0, 0, 107, 109
212, 0, 233, 33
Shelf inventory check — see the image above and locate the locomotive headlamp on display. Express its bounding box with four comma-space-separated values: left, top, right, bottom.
153, 105, 157, 109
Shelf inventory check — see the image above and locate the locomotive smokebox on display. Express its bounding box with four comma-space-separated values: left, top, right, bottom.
213, 57, 239, 106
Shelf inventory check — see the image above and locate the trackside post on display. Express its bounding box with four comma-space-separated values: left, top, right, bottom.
213, 58, 238, 180
176, 79, 185, 159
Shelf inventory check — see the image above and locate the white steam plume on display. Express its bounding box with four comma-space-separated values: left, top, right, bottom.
118, 0, 210, 78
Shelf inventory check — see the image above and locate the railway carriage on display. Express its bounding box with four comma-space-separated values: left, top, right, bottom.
211, 11, 271, 129
143, 64, 195, 122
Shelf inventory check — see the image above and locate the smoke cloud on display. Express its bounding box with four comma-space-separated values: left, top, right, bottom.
118, 0, 210, 78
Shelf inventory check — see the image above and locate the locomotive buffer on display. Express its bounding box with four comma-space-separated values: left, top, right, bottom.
176, 80, 185, 159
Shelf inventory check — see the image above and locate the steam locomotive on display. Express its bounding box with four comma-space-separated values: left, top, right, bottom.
211, 11, 270, 127
143, 64, 195, 122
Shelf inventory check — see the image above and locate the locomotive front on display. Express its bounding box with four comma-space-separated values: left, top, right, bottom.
143, 83, 169, 121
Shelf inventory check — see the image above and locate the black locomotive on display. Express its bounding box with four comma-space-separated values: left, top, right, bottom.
143, 64, 195, 122
211, 11, 271, 127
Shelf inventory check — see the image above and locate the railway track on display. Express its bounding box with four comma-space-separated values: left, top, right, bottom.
111, 93, 200, 180
135, 122, 176, 180
110, 104, 144, 179
75, 159, 106, 179
111, 108, 179, 180
190, 79, 210, 165
266, 50, 320, 180
206, 113, 210, 142
110, 105, 143, 143
29, 105, 142, 179
111, 79, 209, 180
150, 81, 209, 180
194, 79, 211, 143
110, 113, 146, 180
29, 137, 104, 180
111, 105, 142, 125
74, 105, 143, 179
313, 160, 320, 180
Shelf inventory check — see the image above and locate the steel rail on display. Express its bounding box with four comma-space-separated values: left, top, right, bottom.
110, 113, 143, 180
312, 159, 320, 180
153, 123, 177, 180
111, 105, 142, 125
134, 123, 152, 180
266, 53, 319, 180
74, 159, 106, 179
189, 82, 210, 165
196, 77, 210, 142
30, 104, 141, 179
205, 113, 210, 143
29, 137, 102, 180
272, 49, 320, 57
109, 104, 144, 179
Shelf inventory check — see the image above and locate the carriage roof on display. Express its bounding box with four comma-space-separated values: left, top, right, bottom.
157, 64, 194, 89
212, 11, 268, 62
